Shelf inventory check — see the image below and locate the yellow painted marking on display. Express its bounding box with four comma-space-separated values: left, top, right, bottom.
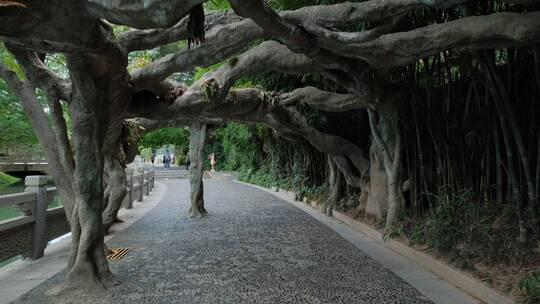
106, 248, 131, 260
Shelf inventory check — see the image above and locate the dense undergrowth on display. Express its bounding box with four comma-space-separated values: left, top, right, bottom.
383, 188, 540, 301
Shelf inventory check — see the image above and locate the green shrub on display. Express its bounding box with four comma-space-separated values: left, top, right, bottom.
334, 194, 360, 212
175, 154, 186, 166
520, 270, 540, 301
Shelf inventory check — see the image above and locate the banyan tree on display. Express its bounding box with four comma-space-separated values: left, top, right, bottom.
1, 0, 539, 293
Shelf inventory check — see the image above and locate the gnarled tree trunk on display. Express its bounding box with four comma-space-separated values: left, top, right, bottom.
368, 107, 404, 230
326, 155, 343, 215
63, 34, 130, 290
65, 82, 115, 291
102, 121, 140, 234
365, 143, 388, 219
188, 120, 208, 217
102, 156, 127, 234
356, 172, 370, 215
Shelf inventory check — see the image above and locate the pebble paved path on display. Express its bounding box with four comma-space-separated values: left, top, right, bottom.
14, 177, 432, 304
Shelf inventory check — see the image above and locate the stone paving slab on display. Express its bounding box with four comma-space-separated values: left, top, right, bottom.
12, 178, 440, 303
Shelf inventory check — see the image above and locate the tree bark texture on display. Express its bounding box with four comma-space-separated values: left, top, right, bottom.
326, 155, 343, 215
102, 156, 127, 234
368, 108, 404, 230
188, 120, 208, 218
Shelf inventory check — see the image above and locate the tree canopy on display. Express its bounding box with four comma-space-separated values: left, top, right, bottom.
138, 127, 189, 150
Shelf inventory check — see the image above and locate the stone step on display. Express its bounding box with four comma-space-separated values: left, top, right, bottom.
154, 172, 190, 178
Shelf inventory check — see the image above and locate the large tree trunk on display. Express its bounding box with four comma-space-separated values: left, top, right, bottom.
102, 121, 140, 233
63, 36, 129, 289
356, 173, 370, 214
385, 131, 402, 230
188, 120, 208, 218
102, 156, 127, 234
365, 143, 388, 219
65, 90, 116, 291
326, 155, 343, 215
368, 107, 404, 230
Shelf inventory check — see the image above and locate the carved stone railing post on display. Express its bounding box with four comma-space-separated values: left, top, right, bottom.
25, 176, 48, 259
144, 170, 150, 196
126, 168, 134, 209
138, 169, 144, 202
150, 169, 155, 190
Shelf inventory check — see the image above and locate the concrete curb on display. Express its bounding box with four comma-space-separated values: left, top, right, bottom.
235, 180, 516, 304
331, 211, 515, 304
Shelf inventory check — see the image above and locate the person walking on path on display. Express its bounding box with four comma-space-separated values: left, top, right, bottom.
185, 153, 190, 170
209, 153, 216, 172
151, 152, 155, 165
163, 150, 171, 170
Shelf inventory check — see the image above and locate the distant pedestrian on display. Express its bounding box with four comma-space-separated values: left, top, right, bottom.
186, 154, 190, 170
164, 150, 171, 169
208, 153, 216, 172
151, 152, 155, 165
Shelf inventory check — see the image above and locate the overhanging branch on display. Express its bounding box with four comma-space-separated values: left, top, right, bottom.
84, 0, 206, 29
118, 10, 242, 52
337, 11, 540, 67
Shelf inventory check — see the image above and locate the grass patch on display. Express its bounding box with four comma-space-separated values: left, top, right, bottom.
0, 171, 20, 185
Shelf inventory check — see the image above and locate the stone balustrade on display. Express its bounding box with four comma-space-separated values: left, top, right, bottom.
0, 169, 155, 262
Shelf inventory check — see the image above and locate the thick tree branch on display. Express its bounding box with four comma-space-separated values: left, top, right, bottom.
84, 0, 206, 29
280, 86, 371, 111
0, 2, 106, 53
216, 41, 324, 93
130, 19, 264, 88
267, 107, 369, 175
118, 10, 242, 52
6, 47, 71, 101
280, 0, 469, 27
307, 19, 398, 47
339, 12, 540, 67
228, 0, 354, 71
229, 0, 319, 56
132, 117, 223, 132
333, 155, 363, 188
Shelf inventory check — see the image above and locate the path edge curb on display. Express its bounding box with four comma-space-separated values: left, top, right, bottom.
234, 179, 516, 304
331, 210, 515, 304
